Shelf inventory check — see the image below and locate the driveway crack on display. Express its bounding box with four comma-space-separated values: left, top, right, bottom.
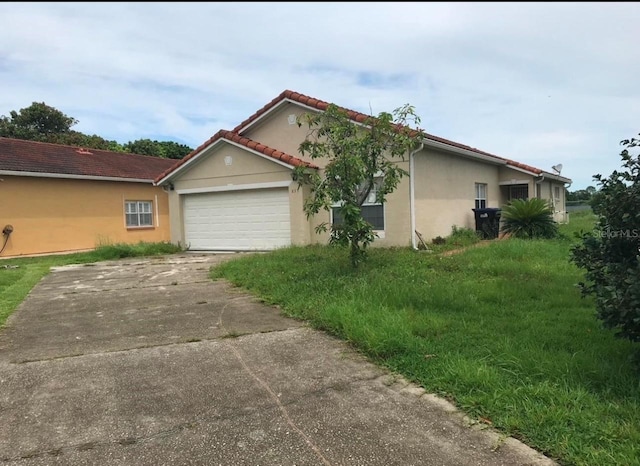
5, 327, 305, 365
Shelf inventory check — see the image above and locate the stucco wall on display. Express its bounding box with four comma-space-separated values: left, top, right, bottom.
413, 149, 501, 241
498, 166, 532, 184
537, 180, 567, 222
1, 175, 170, 257
498, 167, 535, 205
305, 161, 413, 248
242, 102, 318, 164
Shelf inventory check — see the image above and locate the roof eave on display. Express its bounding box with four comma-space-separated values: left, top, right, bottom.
0, 170, 153, 183
539, 172, 572, 183
422, 138, 506, 166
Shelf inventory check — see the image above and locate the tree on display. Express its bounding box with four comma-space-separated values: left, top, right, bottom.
47, 131, 122, 151
293, 103, 424, 267
0, 102, 193, 158
157, 140, 193, 159
123, 139, 192, 159
570, 134, 640, 352
567, 186, 598, 202
0, 102, 77, 140
123, 138, 158, 156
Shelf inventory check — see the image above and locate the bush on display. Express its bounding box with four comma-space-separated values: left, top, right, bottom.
500, 198, 559, 239
571, 134, 640, 347
428, 227, 479, 250
431, 236, 446, 245
449, 225, 481, 245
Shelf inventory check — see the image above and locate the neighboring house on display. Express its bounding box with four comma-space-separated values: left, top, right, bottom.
156, 90, 572, 251
0, 137, 176, 257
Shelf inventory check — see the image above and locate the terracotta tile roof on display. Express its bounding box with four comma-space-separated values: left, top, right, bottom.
154, 130, 318, 183
0, 137, 176, 181
234, 90, 568, 179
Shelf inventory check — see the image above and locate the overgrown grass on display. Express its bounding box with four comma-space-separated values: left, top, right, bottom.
212, 211, 640, 466
0, 241, 181, 327
422, 225, 482, 253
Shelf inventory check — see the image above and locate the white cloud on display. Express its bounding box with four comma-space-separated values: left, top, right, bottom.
0, 2, 638, 188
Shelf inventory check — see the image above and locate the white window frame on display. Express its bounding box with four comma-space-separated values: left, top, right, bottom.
554, 186, 561, 201
125, 200, 154, 228
331, 177, 385, 232
475, 183, 487, 209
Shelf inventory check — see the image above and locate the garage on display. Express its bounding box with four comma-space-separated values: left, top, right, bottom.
182, 188, 291, 251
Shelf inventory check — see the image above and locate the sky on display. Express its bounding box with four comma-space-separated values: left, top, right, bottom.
1, 2, 638, 190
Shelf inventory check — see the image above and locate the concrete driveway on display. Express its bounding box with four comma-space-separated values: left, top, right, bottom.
0, 253, 555, 465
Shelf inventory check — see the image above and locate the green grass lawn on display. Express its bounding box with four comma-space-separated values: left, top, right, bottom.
212, 211, 640, 466
0, 241, 181, 327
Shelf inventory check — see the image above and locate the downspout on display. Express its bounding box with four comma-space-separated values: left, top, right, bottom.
535, 175, 545, 199
410, 143, 424, 249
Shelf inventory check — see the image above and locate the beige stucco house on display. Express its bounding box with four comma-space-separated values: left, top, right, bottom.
1, 137, 175, 257
155, 90, 571, 251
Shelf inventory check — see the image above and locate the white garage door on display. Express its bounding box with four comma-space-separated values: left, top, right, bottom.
183, 188, 291, 251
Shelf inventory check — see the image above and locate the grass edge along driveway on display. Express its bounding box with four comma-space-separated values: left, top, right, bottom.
0, 242, 181, 327
212, 214, 640, 466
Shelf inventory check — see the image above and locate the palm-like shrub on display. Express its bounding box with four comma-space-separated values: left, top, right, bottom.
500, 198, 559, 239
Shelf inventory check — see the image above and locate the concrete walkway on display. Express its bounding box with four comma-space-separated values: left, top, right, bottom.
0, 253, 556, 465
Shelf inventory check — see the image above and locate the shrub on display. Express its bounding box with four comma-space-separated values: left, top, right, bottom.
500, 198, 559, 239
571, 134, 640, 348
430, 227, 480, 248
449, 225, 481, 245
431, 236, 446, 245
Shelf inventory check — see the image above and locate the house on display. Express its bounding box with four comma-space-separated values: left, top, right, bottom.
0, 137, 176, 257
155, 90, 572, 251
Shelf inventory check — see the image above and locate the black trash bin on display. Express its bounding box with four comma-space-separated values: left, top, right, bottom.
472, 207, 502, 239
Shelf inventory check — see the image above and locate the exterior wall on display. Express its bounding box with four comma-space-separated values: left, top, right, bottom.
537, 180, 567, 223
242, 101, 319, 165
306, 161, 413, 248
413, 149, 501, 241
167, 142, 312, 246
375, 161, 412, 247
552, 181, 567, 223
498, 167, 535, 206
498, 167, 532, 184
537, 180, 551, 201
1, 175, 170, 258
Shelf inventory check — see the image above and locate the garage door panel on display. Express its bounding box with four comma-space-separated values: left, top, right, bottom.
183, 189, 290, 250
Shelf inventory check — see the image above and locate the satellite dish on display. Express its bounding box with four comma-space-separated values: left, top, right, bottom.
551, 164, 563, 175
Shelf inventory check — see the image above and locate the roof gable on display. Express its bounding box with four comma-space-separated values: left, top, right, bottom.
154, 130, 318, 184
0, 137, 177, 181
233, 90, 571, 183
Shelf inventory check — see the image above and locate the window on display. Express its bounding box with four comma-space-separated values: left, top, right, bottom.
508, 185, 528, 201
125, 201, 153, 227
554, 186, 561, 201
475, 183, 487, 209
332, 178, 385, 230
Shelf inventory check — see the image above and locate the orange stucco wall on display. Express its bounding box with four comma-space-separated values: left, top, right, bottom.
0, 175, 170, 257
